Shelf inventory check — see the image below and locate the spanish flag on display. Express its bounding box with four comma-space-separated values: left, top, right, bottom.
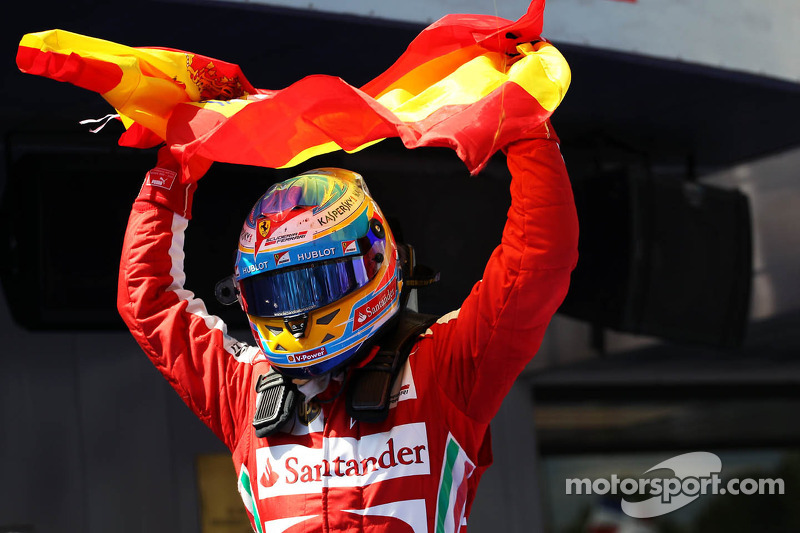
16, 0, 569, 181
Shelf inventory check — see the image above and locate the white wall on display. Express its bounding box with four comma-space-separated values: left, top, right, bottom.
702, 146, 800, 321
212, 0, 800, 82
544, 0, 800, 83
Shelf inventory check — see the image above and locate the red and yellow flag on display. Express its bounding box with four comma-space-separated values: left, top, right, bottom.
16, 1, 569, 181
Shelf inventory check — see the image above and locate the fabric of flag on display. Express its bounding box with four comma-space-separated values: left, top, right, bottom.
16, 0, 569, 181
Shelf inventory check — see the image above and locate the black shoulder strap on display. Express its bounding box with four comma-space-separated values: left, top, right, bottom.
346, 311, 439, 424
252, 367, 299, 438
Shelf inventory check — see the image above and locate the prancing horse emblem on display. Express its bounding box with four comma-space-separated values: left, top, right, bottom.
258, 219, 271, 237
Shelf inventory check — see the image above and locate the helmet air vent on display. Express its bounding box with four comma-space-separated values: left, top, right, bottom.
266, 325, 284, 336
315, 309, 340, 325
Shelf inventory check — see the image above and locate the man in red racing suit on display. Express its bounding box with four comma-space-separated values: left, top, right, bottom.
117, 124, 578, 532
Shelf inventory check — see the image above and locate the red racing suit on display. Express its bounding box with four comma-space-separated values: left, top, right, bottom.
117, 132, 579, 533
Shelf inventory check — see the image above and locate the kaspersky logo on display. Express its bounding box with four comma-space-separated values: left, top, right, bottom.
255, 423, 429, 497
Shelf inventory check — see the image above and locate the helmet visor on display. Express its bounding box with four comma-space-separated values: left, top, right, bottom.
239, 243, 384, 318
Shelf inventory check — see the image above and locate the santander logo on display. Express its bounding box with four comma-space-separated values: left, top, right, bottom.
260, 458, 280, 489
255, 423, 429, 498
353, 283, 397, 331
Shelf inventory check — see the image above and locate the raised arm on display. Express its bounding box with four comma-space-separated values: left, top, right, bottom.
428, 126, 579, 423
117, 149, 260, 451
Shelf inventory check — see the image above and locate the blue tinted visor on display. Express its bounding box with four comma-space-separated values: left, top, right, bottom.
239, 243, 385, 317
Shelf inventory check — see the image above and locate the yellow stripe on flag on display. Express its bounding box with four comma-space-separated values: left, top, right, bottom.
278, 139, 385, 169
185, 98, 255, 119
375, 41, 569, 123
507, 42, 570, 111
18, 2, 568, 176
19, 29, 254, 141
378, 53, 507, 123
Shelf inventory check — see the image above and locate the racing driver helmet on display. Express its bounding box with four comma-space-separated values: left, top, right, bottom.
233, 168, 403, 379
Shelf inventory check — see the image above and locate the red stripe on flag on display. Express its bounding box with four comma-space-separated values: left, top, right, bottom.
119, 123, 163, 149
16, 1, 561, 180
363, 1, 545, 97
166, 77, 554, 181
16, 46, 122, 94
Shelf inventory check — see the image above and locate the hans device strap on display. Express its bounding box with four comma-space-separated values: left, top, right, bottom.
346, 312, 438, 424
252, 369, 298, 438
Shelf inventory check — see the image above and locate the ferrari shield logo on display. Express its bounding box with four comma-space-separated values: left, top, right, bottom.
258, 219, 271, 237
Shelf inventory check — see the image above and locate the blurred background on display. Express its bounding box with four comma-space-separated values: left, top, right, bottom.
1, 0, 799, 532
